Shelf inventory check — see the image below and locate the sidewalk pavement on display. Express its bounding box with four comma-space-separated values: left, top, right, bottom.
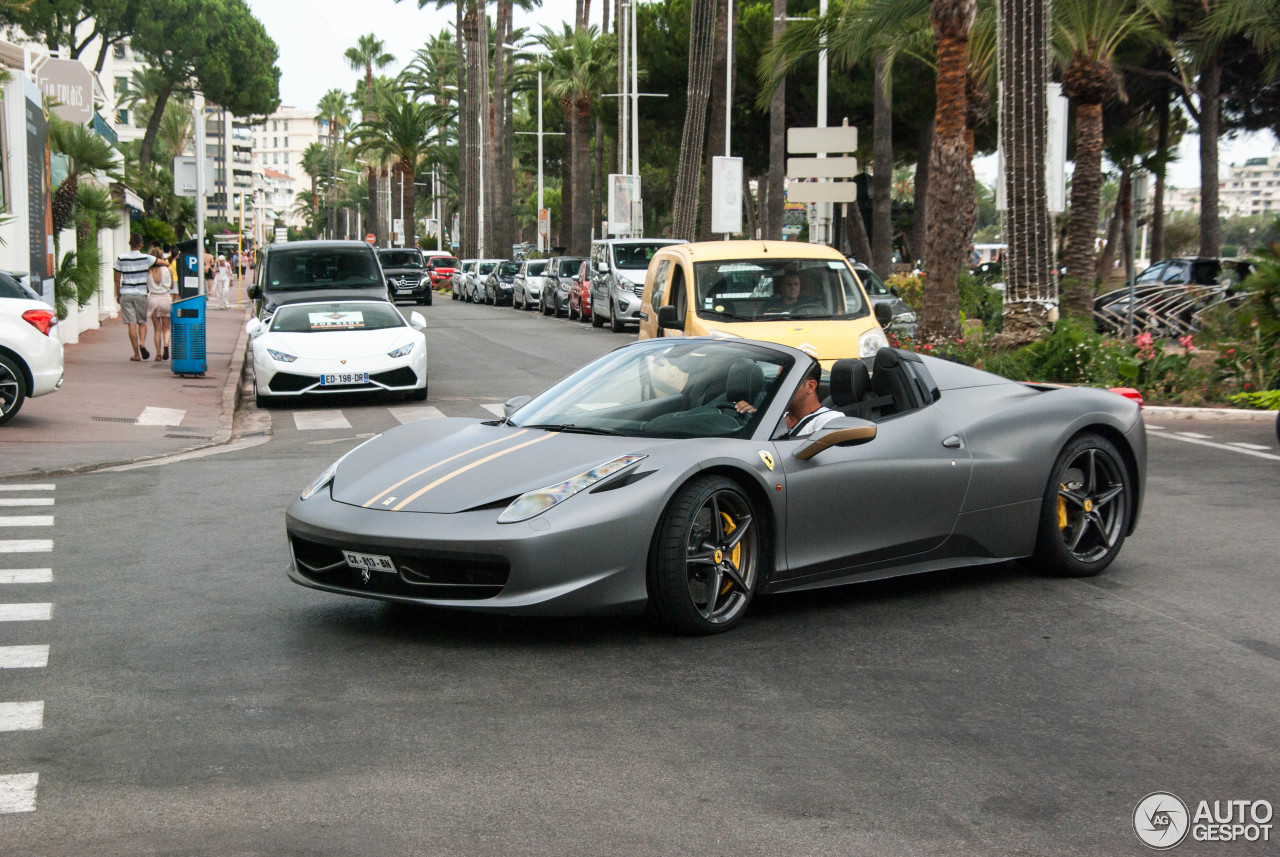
0, 296, 252, 479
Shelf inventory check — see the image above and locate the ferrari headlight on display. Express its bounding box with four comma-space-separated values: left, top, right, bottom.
497, 454, 646, 524
387, 342, 415, 358
267, 348, 297, 363
859, 328, 889, 358
300, 434, 381, 500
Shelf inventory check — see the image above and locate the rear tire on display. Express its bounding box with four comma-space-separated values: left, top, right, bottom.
591, 302, 605, 327
646, 475, 760, 635
0, 354, 27, 426
1031, 433, 1131, 577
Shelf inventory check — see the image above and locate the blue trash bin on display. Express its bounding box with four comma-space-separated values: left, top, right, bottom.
170, 294, 207, 376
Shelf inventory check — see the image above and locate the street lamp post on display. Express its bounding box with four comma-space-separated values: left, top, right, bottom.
504, 44, 559, 252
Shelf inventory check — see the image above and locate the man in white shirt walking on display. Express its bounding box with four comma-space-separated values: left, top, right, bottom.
113, 233, 155, 361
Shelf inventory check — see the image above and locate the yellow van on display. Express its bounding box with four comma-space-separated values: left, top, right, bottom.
637, 240, 889, 367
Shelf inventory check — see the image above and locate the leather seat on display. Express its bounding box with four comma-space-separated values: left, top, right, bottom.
828, 358, 871, 418
725, 360, 766, 410
871, 347, 925, 417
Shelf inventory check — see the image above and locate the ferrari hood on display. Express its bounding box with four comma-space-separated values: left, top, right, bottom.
331, 420, 656, 514
264, 329, 416, 360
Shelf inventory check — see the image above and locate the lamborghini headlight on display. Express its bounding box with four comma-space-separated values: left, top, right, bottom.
387, 341, 415, 358
300, 434, 382, 500
497, 454, 646, 524
859, 328, 889, 358
267, 348, 297, 363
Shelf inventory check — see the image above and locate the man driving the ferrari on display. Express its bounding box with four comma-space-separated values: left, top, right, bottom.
735, 362, 839, 436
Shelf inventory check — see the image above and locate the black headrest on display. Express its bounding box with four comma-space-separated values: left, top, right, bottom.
829, 358, 870, 407
726, 361, 765, 405
873, 347, 902, 372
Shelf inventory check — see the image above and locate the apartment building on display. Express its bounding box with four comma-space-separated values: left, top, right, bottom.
1221, 155, 1280, 217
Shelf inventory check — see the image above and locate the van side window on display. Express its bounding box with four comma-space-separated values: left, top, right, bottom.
671, 264, 688, 317
650, 259, 671, 311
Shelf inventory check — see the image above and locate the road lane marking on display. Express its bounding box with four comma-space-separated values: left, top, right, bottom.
0, 604, 51, 622
1145, 425, 1165, 431
293, 412, 352, 431
0, 773, 38, 812
0, 646, 48, 668
136, 407, 186, 427
0, 517, 53, 528
0, 485, 54, 491
480, 403, 505, 416
387, 405, 445, 424
0, 499, 54, 507
1148, 431, 1280, 461
0, 702, 43, 732
1175, 431, 1213, 439
0, 569, 52, 584
0, 541, 52, 553
1229, 442, 1272, 451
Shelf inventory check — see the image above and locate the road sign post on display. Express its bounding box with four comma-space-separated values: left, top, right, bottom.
785, 125, 859, 243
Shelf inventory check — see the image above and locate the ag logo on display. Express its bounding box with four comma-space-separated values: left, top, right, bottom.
757, 450, 775, 471
1134, 792, 1189, 849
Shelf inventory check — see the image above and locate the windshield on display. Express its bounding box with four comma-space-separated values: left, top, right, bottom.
854, 265, 890, 296
558, 259, 585, 276
270, 302, 406, 332
430, 257, 459, 269
497, 261, 521, 276
612, 242, 671, 270
478, 261, 498, 275
525, 261, 548, 276
510, 339, 792, 439
691, 258, 870, 322
378, 250, 423, 269
267, 247, 382, 290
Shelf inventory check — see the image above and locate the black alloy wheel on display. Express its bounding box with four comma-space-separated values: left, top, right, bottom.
0, 354, 27, 426
647, 475, 760, 634
1032, 433, 1130, 577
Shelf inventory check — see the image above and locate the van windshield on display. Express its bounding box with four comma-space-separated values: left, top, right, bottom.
611, 242, 670, 270
378, 250, 423, 268
691, 258, 870, 322
267, 247, 382, 290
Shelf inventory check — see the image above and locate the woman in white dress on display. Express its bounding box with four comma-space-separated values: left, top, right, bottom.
146, 247, 177, 360
213, 254, 233, 309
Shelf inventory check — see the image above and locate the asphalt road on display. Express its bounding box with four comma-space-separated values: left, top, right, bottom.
1, 298, 1277, 855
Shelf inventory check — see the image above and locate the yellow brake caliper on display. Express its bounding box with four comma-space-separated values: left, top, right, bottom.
720, 512, 739, 594
1057, 485, 1069, 530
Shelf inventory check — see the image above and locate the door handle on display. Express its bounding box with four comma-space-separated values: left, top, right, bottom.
942, 435, 963, 449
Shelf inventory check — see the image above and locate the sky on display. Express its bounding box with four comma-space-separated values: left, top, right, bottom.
248, 0, 1278, 191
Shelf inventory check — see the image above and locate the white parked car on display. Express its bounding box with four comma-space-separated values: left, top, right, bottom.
246, 299, 427, 408
0, 272, 63, 426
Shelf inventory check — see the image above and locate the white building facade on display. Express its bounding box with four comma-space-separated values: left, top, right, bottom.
1221, 155, 1280, 217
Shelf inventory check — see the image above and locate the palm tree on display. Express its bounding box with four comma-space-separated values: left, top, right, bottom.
541, 23, 616, 254
49, 118, 118, 234
300, 142, 328, 229
155, 95, 193, 163
350, 93, 439, 249
345, 35, 396, 243
673, 0, 718, 241
1054, 0, 1165, 319
316, 89, 350, 240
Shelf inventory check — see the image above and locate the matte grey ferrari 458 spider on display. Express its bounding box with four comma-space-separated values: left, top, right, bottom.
285, 338, 1146, 634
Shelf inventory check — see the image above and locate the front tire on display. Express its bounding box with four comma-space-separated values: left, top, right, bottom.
0, 354, 27, 426
405, 381, 428, 401
610, 299, 626, 333
591, 300, 605, 328
647, 475, 760, 635
1031, 433, 1131, 577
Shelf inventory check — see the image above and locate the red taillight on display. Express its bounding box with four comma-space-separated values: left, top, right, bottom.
22, 309, 56, 336
1109, 386, 1144, 409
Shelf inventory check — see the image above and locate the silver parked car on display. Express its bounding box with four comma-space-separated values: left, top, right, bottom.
590, 239, 684, 332
848, 260, 918, 339
450, 260, 475, 301
513, 259, 549, 311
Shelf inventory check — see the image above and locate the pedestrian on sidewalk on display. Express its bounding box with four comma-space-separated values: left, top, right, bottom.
146, 246, 177, 361
203, 247, 215, 300
113, 233, 154, 361
213, 254, 233, 309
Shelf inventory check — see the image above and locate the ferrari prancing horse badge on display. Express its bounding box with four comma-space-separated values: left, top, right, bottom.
758, 451, 775, 471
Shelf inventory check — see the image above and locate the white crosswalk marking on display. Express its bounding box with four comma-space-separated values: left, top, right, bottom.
0, 517, 53, 528
480, 403, 505, 416
1176, 431, 1212, 439
0, 499, 54, 507
1145, 425, 1165, 431
1229, 442, 1272, 451
0, 604, 51, 622
0, 702, 43, 732
136, 406, 186, 426
0, 485, 54, 491
0, 541, 52, 553
0, 773, 38, 813
1149, 432, 1280, 461
387, 405, 446, 424
293, 411, 353, 430
0, 646, 48, 668
0, 569, 52, 584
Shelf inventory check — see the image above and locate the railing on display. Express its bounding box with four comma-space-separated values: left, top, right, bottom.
1093, 283, 1247, 337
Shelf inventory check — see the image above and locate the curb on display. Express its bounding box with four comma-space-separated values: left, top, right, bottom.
1143, 405, 1278, 422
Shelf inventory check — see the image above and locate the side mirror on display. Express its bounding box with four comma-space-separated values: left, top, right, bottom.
874, 302, 892, 328
793, 417, 877, 460
889, 286, 899, 297
503, 395, 532, 418
657, 304, 685, 331
409, 312, 426, 330
247, 283, 261, 299
597, 261, 609, 274
245, 318, 263, 337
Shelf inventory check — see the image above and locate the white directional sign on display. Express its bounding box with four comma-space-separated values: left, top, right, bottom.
173, 156, 214, 198
786, 157, 859, 179
710, 157, 743, 234
786, 126, 858, 155
35, 59, 93, 124
785, 181, 859, 204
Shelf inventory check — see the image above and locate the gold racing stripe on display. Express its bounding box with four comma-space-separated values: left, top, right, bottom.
363, 430, 529, 508
391, 433, 556, 511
